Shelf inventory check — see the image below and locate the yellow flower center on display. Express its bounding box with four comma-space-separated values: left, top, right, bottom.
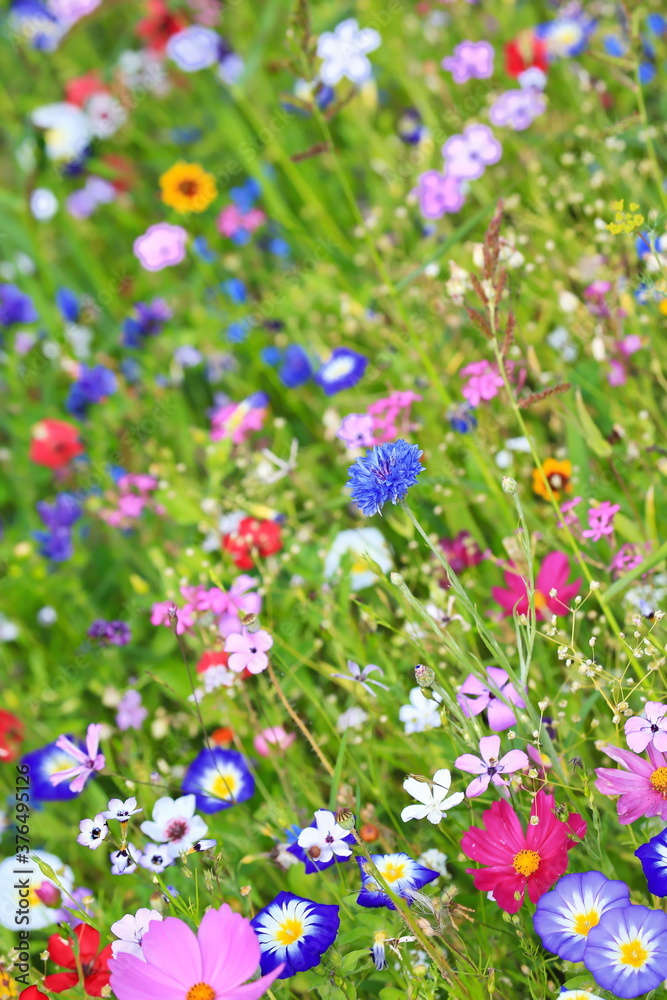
650, 767, 667, 795
381, 861, 407, 883
618, 938, 650, 968
275, 917, 304, 946
187, 983, 216, 1000
211, 772, 238, 800
534, 590, 547, 610
572, 909, 600, 936
512, 849, 541, 876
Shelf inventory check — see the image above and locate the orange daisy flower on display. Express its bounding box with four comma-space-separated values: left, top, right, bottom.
159, 162, 217, 213
532, 458, 572, 500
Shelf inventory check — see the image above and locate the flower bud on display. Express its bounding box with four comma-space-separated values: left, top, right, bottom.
415, 663, 435, 688
334, 808, 356, 831
502, 476, 517, 495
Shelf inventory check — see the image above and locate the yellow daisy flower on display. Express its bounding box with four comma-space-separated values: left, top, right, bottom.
159, 162, 217, 214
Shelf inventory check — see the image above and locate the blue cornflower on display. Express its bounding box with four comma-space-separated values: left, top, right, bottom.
448, 402, 477, 433
66, 364, 117, 419
279, 344, 312, 388
56, 287, 80, 322
261, 345, 282, 366
0, 284, 38, 326
534, 872, 631, 962
347, 440, 424, 516
35, 494, 81, 562
635, 828, 667, 895
356, 853, 439, 909
397, 108, 425, 145
251, 892, 340, 979
122, 300, 171, 348
226, 319, 252, 343
583, 904, 667, 997
181, 747, 255, 813
315, 347, 367, 395
21, 739, 82, 800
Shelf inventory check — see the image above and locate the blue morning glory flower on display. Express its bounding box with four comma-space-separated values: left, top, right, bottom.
279, 344, 312, 388
0, 284, 38, 326
533, 871, 631, 962
21, 740, 83, 800
583, 904, 667, 998
356, 852, 439, 909
635, 827, 667, 895
603, 34, 627, 57
347, 440, 424, 516
287, 811, 355, 875
251, 891, 340, 979
315, 347, 367, 395
181, 747, 255, 813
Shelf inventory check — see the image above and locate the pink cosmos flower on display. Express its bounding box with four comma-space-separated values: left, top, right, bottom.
455, 735, 529, 797
109, 904, 282, 1000
50, 723, 105, 794
582, 501, 620, 542
224, 627, 273, 674
595, 744, 667, 824
457, 666, 525, 732
491, 551, 582, 620
624, 703, 667, 754
133, 223, 187, 272
254, 726, 296, 757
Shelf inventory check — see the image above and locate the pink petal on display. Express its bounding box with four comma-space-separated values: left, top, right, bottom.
225, 633, 249, 653
479, 735, 501, 763
466, 774, 491, 797
86, 723, 102, 758
537, 551, 570, 592
199, 905, 260, 992
486, 700, 516, 731
220, 966, 284, 1000
141, 917, 201, 988
109, 953, 185, 1000
227, 652, 248, 673
455, 753, 487, 775
55, 734, 87, 764
498, 750, 529, 773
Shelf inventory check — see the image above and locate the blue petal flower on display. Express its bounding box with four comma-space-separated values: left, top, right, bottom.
251, 891, 340, 978
533, 871, 631, 962
315, 347, 367, 395
21, 740, 83, 800
279, 344, 312, 388
56, 287, 80, 323
346, 440, 424, 516
583, 904, 667, 998
356, 852, 439, 909
181, 747, 255, 813
635, 828, 667, 895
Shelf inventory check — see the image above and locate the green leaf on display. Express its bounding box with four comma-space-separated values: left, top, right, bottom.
339, 949, 371, 974
574, 389, 611, 458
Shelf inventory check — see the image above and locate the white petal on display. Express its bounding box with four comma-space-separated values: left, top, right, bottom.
401, 804, 430, 822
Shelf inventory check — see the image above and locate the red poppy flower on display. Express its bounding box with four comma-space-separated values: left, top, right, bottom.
223, 518, 282, 570
44, 924, 111, 996
460, 790, 586, 913
196, 650, 230, 674
0, 711, 24, 763
65, 73, 107, 107
505, 31, 548, 78
136, 0, 186, 52
20, 989, 49, 1000
29, 419, 84, 469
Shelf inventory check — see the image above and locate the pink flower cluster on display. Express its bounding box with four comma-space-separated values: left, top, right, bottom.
216, 204, 266, 239
337, 391, 421, 449
151, 574, 261, 637
211, 399, 267, 445
99, 474, 163, 527
557, 497, 621, 543
460, 360, 504, 406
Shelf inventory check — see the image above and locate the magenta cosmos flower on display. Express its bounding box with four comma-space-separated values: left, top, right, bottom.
442, 41, 494, 83
625, 702, 667, 754
49, 723, 105, 794
455, 735, 529, 797
109, 904, 282, 1000
492, 551, 582, 620
416, 170, 464, 218
133, 223, 188, 272
457, 666, 525, 732
224, 627, 273, 674
595, 744, 667, 824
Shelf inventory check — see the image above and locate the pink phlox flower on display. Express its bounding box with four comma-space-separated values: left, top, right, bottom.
460, 360, 504, 406
50, 723, 105, 793
118, 493, 149, 518
492, 551, 582, 620
254, 726, 296, 757
367, 391, 422, 444
337, 413, 375, 449
224, 627, 273, 674
610, 542, 647, 577
150, 601, 193, 634
607, 358, 627, 387
216, 204, 266, 238
582, 501, 620, 542
624, 702, 667, 754
210, 402, 266, 444
595, 743, 667, 824
455, 734, 529, 797
457, 666, 525, 732
619, 334, 642, 356
557, 495, 583, 528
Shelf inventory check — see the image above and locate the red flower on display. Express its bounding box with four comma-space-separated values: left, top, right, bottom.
65, 73, 107, 107
0, 711, 24, 763
505, 31, 548, 78
136, 0, 186, 52
45, 925, 111, 997
30, 419, 84, 470
211, 726, 234, 745
20, 989, 49, 1000
460, 790, 586, 913
223, 518, 282, 569
196, 650, 229, 674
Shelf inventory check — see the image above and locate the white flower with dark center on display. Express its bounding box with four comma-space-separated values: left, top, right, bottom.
86, 93, 127, 139
138, 843, 173, 873
110, 845, 138, 876
103, 797, 142, 822
401, 770, 464, 824
297, 809, 353, 864
77, 813, 108, 849
111, 907, 163, 960
317, 18, 381, 87
140, 794, 208, 858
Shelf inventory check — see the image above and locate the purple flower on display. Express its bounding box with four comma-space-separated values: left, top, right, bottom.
442, 41, 494, 83
489, 89, 546, 131
67, 364, 117, 419
116, 690, 148, 731
88, 619, 132, 646
582, 501, 620, 542
457, 666, 525, 731
35, 494, 82, 562
416, 170, 464, 219
442, 124, 502, 180
315, 347, 368, 395
330, 660, 389, 697
624, 702, 667, 754
133, 223, 188, 272
583, 904, 667, 998
49, 723, 105, 794
534, 871, 631, 963
0, 284, 38, 326
455, 734, 529, 797
166, 26, 220, 72
337, 413, 375, 449
122, 299, 172, 348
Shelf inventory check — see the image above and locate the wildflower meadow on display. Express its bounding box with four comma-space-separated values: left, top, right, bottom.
3, 1, 667, 999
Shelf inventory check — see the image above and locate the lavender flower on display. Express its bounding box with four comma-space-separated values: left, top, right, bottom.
330, 660, 389, 697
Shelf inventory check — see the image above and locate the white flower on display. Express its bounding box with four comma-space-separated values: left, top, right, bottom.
103, 797, 142, 822
0, 850, 73, 929
117, 50, 169, 95
30, 189, 58, 221
138, 843, 173, 873
0, 618, 19, 642
110, 846, 138, 875
398, 688, 442, 734
77, 814, 108, 849
337, 706, 369, 732
140, 794, 208, 858
418, 848, 450, 877
203, 665, 235, 692
401, 769, 464, 824
324, 527, 392, 591
297, 809, 353, 864
166, 26, 220, 72
64, 323, 92, 359
316, 18, 381, 87
37, 606, 58, 625
86, 93, 127, 139
31, 103, 92, 162
111, 907, 163, 960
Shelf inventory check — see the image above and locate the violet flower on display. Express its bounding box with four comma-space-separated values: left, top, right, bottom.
455, 734, 529, 797
331, 660, 389, 697
49, 723, 105, 794
442, 40, 494, 83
